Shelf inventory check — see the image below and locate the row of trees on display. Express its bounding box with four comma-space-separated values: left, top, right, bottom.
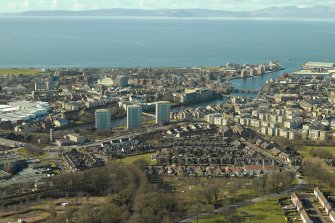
303, 158, 335, 187
309, 148, 334, 159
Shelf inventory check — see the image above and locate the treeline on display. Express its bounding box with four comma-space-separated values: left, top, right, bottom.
309, 148, 334, 159
303, 158, 335, 187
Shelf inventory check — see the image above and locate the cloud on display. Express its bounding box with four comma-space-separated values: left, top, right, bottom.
0, 0, 334, 13
72, 1, 86, 11
51, 0, 58, 9
21, 0, 30, 9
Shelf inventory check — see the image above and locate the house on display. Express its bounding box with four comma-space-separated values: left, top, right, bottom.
300, 209, 313, 223
270, 147, 281, 156
314, 187, 333, 214
291, 192, 303, 211
53, 118, 69, 127
66, 133, 85, 145
329, 210, 335, 223
263, 165, 280, 174
244, 165, 262, 175
224, 166, 243, 176
279, 152, 290, 162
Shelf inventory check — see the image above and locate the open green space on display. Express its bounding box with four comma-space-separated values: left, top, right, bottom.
194, 198, 285, 223
296, 146, 335, 158
118, 152, 157, 165
0, 68, 49, 76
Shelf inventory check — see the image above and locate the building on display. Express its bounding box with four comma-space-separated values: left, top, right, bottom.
302, 62, 335, 72
0, 101, 51, 124
34, 79, 57, 91
127, 105, 142, 129
314, 187, 333, 214
95, 109, 111, 130
113, 75, 128, 87
156, 101, 171, 125
0, 158, 27, 174
329, 210, 335, 223
300, 209, 313, 223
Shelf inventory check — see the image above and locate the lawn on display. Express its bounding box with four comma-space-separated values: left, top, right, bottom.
194, 198, 285, 223
0, 68, 48, 76
118, 152, 157, 165
296, 146, 335, 158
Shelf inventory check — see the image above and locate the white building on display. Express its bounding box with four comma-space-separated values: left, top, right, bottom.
0, 101, 51, 123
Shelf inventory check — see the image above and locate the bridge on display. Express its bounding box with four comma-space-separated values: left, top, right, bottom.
142, 112, 156, 117
231, 89, 260, 94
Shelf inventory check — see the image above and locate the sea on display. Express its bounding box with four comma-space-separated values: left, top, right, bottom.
0, 16, 335, 91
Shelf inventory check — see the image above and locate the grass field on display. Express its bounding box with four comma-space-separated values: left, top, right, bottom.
118, 152, 157, 165
194, 198, 285, 223
296, 146, 335, 158
0, 68, 49, 76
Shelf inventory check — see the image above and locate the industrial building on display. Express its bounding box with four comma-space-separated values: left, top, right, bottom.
127, 105, 142, 129
0, 101, 51, 123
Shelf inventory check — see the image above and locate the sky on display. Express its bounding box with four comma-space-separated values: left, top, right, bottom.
0, 0, 334, 13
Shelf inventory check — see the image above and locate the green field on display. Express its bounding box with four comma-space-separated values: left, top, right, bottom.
0, 68, 48, 76
194, 198, 285, 223
118, 152, 157, 165
296, 146, 335, 158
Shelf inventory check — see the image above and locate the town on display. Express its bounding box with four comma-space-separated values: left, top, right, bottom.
0, 61, 335, 223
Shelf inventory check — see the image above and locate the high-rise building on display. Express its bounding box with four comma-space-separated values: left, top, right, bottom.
95, 109, 111, 130
156, 101, 171, 125
127, 105, 142, 129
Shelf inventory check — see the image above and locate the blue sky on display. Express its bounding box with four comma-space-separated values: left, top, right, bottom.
1, 0, 334, 13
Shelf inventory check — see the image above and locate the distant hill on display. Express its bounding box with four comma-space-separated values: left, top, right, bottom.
3, 6, 335, 19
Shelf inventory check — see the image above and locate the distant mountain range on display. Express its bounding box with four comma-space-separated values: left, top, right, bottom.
3, 6, 335, 19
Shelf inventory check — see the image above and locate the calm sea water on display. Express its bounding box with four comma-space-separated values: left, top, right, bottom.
0, 16, 335, 90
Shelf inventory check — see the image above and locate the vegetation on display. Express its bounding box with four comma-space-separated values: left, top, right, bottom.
118, 153, 157, 165
0, 68, 49, 76
302, 158, 335, 188
194, 198, 285, 223
17, 144, 45, 158
43, 161, 179, 222
297, 146, 335, 159
0, 159, 295, 223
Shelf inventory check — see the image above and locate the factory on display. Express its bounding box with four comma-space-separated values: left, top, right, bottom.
0, 101, 51, 123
